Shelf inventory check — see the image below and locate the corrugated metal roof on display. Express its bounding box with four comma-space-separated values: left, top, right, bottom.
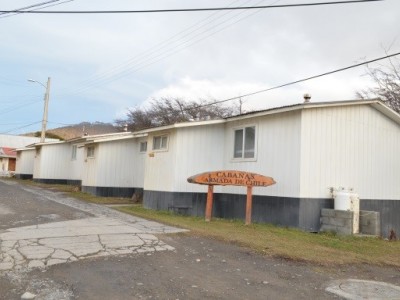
132, 99, 400, 133
0, 147, 17, 158
224, 99, 396, 122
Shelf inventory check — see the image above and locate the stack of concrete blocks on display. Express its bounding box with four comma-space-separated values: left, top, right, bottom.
320, 209, 354, 235
359, 211, 380, 236
320, 209, 381, 236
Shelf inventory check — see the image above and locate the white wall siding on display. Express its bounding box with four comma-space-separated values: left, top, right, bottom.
70, 146, 84, 181
81, 138, 145, 188
16, 149, 35, 175
300, 105, 400, 200
173, 125, 226, 193
144, 130, 177, 192
94, 139, 144, 188
0, 158, 11, 174
33, 144, 72, 180
222, 111, 302, 197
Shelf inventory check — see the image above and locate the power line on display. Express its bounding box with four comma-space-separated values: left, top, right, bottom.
47, 121, 75, 126
0, 121, 42, 134
0, 100, 43, 117
58, 0, 252, 91
56, 0, 276, 97
0, 0, 383, 14
0, 121, 37, 126
0, 0, 73, 19
191, 51, 400, 109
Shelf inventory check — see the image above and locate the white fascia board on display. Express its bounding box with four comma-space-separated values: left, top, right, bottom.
226, 99, 381, 122
32, 141, 66, 147
88, 133, 148, 144
66, 132, 133, 143
134, 119, 225, 135
15, 147, 36, 151
370, 102, 400, 125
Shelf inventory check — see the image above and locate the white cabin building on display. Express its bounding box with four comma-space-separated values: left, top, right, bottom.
140, 100, 400, 235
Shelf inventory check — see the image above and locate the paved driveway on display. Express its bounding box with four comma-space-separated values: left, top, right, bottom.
0, 180, 185, 273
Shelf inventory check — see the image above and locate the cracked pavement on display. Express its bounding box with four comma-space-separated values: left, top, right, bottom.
0, 180, 187, 273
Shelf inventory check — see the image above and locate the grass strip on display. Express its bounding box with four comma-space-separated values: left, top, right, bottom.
116, 205, 400, 267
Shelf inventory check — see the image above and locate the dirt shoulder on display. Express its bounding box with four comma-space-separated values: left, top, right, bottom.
2, 234, 399, 300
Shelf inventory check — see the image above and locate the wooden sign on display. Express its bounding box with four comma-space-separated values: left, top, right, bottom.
188, 170, 275, 187
187, 170, 276, 225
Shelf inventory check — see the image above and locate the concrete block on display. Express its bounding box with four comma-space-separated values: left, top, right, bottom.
360, 211, 380, 236
334, 210, 353, 219
321, 209, 335, 217
320, 216, 333, 225
329, 217, 350, 227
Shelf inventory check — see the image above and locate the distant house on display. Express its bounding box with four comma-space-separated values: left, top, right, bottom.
139, 99, 400, 236
1, 134, 58, 179
0, 147, 17, 176
15, 147, 35, 179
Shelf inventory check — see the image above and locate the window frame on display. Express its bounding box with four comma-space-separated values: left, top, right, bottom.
71, 145, 77, 160
87, 146, 95, 158
139, 141, 148, 153
152, 134, 169, 152
232, 124, 257, 161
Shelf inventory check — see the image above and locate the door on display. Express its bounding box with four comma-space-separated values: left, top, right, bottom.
8, 158, 16, 171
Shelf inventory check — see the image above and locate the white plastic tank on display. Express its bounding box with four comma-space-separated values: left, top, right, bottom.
334, 189, 352, 211
334, 188, 360, 234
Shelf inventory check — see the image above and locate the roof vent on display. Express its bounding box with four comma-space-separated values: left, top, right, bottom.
303, 93, 311, 103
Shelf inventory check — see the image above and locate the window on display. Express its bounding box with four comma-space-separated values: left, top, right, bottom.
139, 141, 147, 153
71, 145, 77, 160
233, 126, 256, 159
87, 146, 95, 158
153, 135, 168, 150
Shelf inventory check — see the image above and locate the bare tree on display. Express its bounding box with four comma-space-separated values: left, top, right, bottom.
357, 56, 400, 113
115, 97, 239, 131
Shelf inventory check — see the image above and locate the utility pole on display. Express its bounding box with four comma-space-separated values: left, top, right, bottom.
28, 77, 51, 143
41, 77, 51, 143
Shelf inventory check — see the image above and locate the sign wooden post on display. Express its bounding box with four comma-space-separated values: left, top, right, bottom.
187, 171, 275, 225
205, 185, 214, 222
246, 185, 253, 225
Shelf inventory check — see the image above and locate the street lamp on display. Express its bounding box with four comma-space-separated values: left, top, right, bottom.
28, 77, 51, 143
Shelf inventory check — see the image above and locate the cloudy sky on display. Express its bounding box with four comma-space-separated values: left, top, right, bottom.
1, 0, 399, 134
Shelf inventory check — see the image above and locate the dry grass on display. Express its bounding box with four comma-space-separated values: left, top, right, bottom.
117, 205, 400, 267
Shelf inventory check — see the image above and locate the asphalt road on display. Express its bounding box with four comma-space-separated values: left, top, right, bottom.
0, 179, 399, 300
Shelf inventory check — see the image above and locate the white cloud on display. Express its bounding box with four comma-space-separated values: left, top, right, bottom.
0, 0, 399, 133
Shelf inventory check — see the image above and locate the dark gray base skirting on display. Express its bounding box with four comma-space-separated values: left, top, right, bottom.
361, 200, 400, 238
143, 190, 334, 232
15, 174, 33, 180
143, 191, 400, 236
33, 178, 82, 186
82, 186, 143, 198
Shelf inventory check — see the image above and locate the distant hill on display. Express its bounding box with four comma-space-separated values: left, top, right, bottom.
25, 122, 121, 140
